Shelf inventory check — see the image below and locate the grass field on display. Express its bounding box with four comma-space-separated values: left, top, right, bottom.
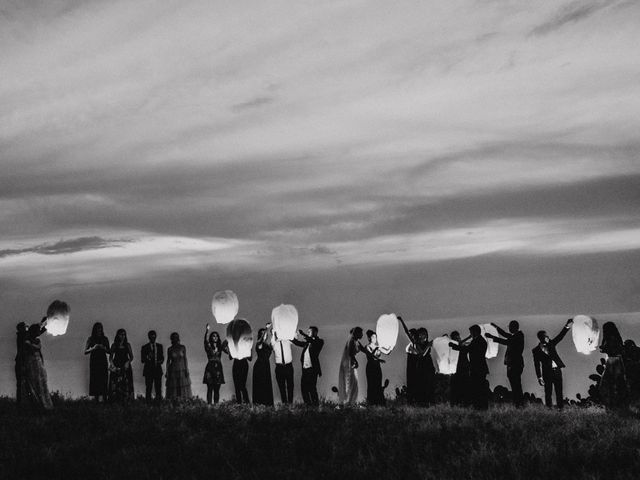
1, 397, 639, 480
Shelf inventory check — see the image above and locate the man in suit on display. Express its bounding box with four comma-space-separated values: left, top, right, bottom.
486, 320, 525, 407
532, 318, 573, 409
271, 330, 294, 404
141, 330, 164, 404
451, 325, 489, 409
292, 326, 324, 405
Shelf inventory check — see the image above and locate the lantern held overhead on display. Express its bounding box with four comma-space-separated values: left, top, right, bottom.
226, 318, 253, 360
376, 314, 399, 352
480, 324, 500, 359
45, 300, 70, 336
572, 315, 600, 355
431, 336, 459, 375
271, 304, 299, 341
211, 290, 239, 324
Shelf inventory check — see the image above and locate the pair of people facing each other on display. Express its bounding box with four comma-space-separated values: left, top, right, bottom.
85, 323, 191, 404
203, 323, 324, 405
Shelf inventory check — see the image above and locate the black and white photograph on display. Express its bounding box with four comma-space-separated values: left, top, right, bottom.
1, 1, 640, 478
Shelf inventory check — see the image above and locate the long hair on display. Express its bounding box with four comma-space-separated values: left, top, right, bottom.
115, 328, 128, 347
91, 322, 105, 341
350, 326, 363, 338
601, 321, 623, 349
208, 331, 222, 350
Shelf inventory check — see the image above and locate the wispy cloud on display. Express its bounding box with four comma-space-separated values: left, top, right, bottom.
0, 236, 130, 258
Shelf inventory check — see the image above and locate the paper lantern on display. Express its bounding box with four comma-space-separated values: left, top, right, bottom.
211, 290, 239, 324
376, 314, 399, 351
431, 336, 459, 375
226, 318, 253, 359
480, 324, 500, 359
45, 300, 70, 336
572, 315, 600, 355
271, 304, 299, 341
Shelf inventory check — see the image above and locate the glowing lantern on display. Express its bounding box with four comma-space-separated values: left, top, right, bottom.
45, 300, 70, 336
271, 304, 299, 341
211, 290, 239, 324
226, 318, 253, 359
431, 336, 459, 375
480, 324, 500, 359
376, 314, 399, 352
572, 315, 600, 355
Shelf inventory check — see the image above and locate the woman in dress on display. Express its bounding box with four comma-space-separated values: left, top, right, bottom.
203, 324, 226, 404
252, 327, 274, 406
84, 322, 110, 402
109, 328, 134, 402
360, 330, 389, 406
338, 327, 363, 404
166, 332, 192, 400
599, 321, 629, 410
412, 327, 435, 406
21, 323, 53, 410
398, 316, 419, 404
232, 354, 251, 404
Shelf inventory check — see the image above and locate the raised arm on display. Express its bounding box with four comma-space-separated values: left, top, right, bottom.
550, 319, 573, 346
492, 323, 512, 339
398, 316, 415, 343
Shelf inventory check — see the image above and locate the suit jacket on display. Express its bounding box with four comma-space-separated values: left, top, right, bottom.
292, 335, 324, 376
492, 328, 524, 367
452, 336, 488, 377
532, 326, 570, 379
141, 342, 164, 377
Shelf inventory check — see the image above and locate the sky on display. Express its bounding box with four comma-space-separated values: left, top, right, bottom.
1, 0, 640, 402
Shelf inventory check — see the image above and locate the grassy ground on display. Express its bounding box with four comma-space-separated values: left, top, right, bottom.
1, 397, 639, 480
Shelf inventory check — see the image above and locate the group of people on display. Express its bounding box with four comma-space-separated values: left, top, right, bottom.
13, 314, 634, 411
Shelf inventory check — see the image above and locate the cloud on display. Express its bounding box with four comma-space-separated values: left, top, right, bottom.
530, 0, 617, 36
0, 236, 130, 258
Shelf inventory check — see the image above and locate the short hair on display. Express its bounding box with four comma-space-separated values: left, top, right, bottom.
148, 330, 157, 337
469, 325, 481, 336
450, 330, 459, 338
309, 326, 318, 336
509, 320, 519, 331
537, 330, 546, 342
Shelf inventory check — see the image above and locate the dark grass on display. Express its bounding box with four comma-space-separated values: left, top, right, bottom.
1, 397, 639, 480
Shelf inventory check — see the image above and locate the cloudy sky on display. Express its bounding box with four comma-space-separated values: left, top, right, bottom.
1, 0, 639, 400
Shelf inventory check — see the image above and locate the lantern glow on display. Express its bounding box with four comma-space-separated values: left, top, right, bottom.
211, 290, 239, 324
431, 336, 459, 375
572, 315, 600, 355
271, 304, 299, 341
480, 324, 500, 359
376, 314, 399, 352
45, 300, 70, 336
226, 318, 253, 359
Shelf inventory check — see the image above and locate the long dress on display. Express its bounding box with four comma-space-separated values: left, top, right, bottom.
411, 343, 435, 406
364, 345, 385, 405
600, 340, 629, 409
203, 342, 225, 387
252, 342, 274, 406
166, 344, 192, 399
338, 337, 359, 404
87, 336, 109, 397
406, 343, 418, 404
109, 342, 134, 402
21, 338, 53, 410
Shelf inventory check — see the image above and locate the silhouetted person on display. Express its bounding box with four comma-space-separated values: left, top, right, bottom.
22, 323, 53, 410
203, 324, 227, 404
15, 322, 27, 405
452, 325, 488, 409
109, 328, 134, 403
292, 326, 324, 405
270, 325, 294, 404
486, 320, 524, 407
232, 356, 251, 404
398, 316, 419, 404
449, 330, 470, 406
338, 327, 363, 404
599, 321, 629, 410
84, 322, 110, 403
252, 327, 274, 406
412, 327, 435, 406
532, 319, 573, 409
166, 332, 192, 400
359, 330, 388, 406
141, 330, 164, 404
